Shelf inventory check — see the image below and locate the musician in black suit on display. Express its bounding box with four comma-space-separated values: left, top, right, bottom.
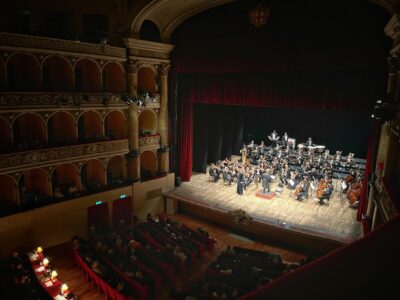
262, 172, 271, 193
237, 171, 244, 195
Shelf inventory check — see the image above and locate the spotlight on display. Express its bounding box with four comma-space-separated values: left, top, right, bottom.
371, 98, 397, 122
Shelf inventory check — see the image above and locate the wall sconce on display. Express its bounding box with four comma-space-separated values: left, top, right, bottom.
42, 258, 49, 267
61, 283, 69, 295
51, 270, 58, 281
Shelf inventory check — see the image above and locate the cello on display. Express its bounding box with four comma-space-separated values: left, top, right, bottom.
347, 180, 362, 206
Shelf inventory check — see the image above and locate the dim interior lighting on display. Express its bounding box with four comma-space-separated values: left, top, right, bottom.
36, 246, 43, 253
51, 270, 58, 280
43, 258, 49, 267
61, 283, 69, 294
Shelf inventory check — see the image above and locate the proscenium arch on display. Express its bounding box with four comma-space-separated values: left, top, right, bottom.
129, 0, 235, 42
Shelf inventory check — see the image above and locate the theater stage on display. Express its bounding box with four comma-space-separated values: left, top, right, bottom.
165, 170, 361, 251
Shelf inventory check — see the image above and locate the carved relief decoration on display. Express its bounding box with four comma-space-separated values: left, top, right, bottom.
139, 135, 160, 152
0, 139, 129, 173
0, 93, 127, 108
158, 63, 170, 77
126, 59, 140, 74
0, 32, 126, 59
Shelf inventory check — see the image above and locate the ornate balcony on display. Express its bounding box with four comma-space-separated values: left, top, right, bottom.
0, 92, 126, 110
0, 139, 129, 173
0, 32, 126, 59
139, 134, 161, 152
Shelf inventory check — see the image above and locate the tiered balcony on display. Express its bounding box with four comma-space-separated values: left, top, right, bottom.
139, 134, 160, 152
0, 139, 129, 173
0, 92, 127, 110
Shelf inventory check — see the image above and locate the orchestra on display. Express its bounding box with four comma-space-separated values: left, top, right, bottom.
207, 130, 365, 208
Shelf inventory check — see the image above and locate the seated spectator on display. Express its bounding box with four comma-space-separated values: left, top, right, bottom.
173, 246, 187, 262
68, 185, 80, 197
53, 187, 64, 199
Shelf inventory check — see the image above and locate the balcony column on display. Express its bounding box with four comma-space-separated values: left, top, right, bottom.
157, 64, 170, 174
126, 59, 141, 182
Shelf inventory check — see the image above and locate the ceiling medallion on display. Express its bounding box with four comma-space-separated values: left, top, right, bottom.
249, 3, 270, 28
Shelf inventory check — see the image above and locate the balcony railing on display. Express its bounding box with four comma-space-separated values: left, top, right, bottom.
139, 134, 160, 152
0, 139, 129, 172
0, 92, 128, 109
0, 32, 126, 59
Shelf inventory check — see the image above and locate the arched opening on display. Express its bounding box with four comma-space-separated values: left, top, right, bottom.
19, 168, 50, 209
138, 109, 157, 135
7, 53, 41, 91
78, 110, 103, 142
102, 62, 125, 93
140, 151, 157, 180
0, 175, 18, 215
138, 66, 158, 94
0, 117, 12, 153
13, 113, 47, 150
52, 164, 80, 199
139, 20, 162, 43
81, 159, 106, 193
0, 60, 6, 91
42, 56, 73, 91
105, 110, 127, 139
107, 156, 126, 187
74, 59, 101, 92
48, 111, 76, 146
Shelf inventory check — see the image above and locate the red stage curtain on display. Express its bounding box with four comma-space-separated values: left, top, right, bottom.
357, 120, 380, 225
112, 196, 132, 226
178, 89, 193, 181
177, 71, 382, 181
87, 202, 109, 232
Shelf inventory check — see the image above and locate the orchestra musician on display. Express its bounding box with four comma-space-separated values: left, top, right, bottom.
294, 178, 309, 201
347, 178, 362, 208
206, 132, 365, 210
316, 175, 334, 205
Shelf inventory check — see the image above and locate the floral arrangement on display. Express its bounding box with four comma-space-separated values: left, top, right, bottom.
229, 209, 253, 226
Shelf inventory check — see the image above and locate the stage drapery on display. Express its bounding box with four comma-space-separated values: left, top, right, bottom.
357, 120, 380, 225
177, 71, 382, 181
192, 104, 371, 174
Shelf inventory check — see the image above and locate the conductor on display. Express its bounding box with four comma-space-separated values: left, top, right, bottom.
262, 172, 271, 194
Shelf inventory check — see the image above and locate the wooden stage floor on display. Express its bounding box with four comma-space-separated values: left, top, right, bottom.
170, 171, 361, 244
